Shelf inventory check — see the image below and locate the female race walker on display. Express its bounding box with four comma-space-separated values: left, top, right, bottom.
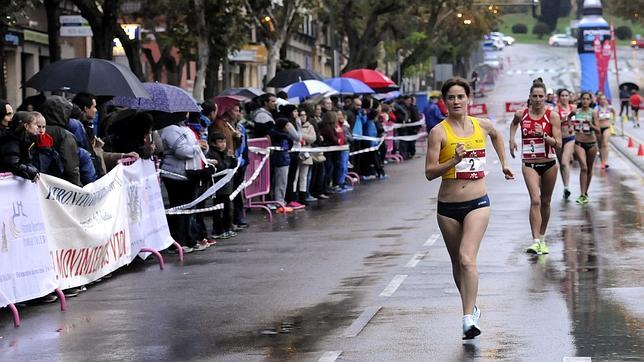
554, 88, 576, 200
573, 92, 599, 205
594, 93, 616, 169
509, 78, 562, 255
425, 77, 514, 339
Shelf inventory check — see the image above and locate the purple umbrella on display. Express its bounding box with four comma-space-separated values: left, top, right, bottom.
111, 82, 200, 113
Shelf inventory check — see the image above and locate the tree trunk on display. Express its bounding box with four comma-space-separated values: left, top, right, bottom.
116, 28, 144, 80
142, 47, 162, 81
163, 54, 182, 86
192, 0, 209, 102
44, 0, 62, 62
265, 40, 281, 88
204, 53, 220, 99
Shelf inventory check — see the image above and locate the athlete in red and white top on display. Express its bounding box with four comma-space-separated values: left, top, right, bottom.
509, 78, 562, 255
554, 88, 576, 200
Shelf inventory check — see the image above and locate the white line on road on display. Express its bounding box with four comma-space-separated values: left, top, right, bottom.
562, 358, 591, 362
405, 252, 428, 268
319, 351, 343, 361
343, 306, 381, 337
379, 275, 408, 297
424, 233, 440, 247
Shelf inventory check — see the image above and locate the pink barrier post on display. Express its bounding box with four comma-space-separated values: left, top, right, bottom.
347, 172, 360, 184
385, 121, 404, 163
55, 288, 67, 311
173, 241, 184, 262
8, 304, 20, 327
243, 138, 284, 221
140, 248, 165, 270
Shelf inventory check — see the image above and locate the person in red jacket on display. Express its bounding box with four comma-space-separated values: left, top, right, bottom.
630, 90, 641, 127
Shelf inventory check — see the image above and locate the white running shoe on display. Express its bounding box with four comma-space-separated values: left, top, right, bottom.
472, 305, 481, 325
462, 314, 481, 340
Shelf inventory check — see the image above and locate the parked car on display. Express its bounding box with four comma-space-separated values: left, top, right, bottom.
631, 37, 644, 48
549, 34, 577, 47
490, 32, 515, 46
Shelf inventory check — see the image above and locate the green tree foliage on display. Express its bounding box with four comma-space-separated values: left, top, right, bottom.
537, 0, 560, 32
606, 0, 643, 24
512, 23, 528, 34
614, 26, 632, 40
532, 22, 551, 39
244, 0, 313, 86
321, 0, 405, 72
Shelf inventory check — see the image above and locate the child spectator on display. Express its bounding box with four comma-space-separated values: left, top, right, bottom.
207, 132, 238, 238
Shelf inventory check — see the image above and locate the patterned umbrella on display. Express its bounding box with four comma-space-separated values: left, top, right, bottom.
111, 82, 200, 113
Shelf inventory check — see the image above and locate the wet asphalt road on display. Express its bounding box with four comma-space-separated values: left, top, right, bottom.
1, 44, 643, 361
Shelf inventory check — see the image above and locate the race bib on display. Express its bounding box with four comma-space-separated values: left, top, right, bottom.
581, 122, 591, 133
455, 149, 486, 180
522, 138, 547, 159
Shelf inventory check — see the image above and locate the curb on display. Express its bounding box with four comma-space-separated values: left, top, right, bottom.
610, 136, 644, 174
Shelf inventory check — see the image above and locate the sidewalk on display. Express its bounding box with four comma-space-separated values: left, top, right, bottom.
611, 114, 644, 173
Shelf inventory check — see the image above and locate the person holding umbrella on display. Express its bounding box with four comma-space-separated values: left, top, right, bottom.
211, 97, 243, 156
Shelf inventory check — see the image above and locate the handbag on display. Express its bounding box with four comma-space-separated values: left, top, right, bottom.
311, 152, 326, 163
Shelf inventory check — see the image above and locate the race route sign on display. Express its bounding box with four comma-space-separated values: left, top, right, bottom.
468, 103, 488, 116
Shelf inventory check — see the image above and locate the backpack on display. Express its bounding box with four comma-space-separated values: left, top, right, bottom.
37, 147, 65, 178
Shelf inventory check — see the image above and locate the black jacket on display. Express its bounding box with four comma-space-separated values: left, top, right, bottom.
41, 96, 81, 186
0, 132, 39, 180
207, 147, 237, 196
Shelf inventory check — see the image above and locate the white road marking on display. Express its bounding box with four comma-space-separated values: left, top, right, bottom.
343, 306, 381, 337
319, 351, 343, 361
379, 275, 408, 297
563, 358, 591, 362
424, 233, 440, 247
405, 252, 428, 268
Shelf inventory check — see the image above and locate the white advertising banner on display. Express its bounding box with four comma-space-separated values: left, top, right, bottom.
37, 166, 131, 290
122, 160, 174, 258
0, 176, 57, 308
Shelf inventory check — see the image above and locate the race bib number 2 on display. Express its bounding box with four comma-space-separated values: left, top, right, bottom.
455, 149, 486, 179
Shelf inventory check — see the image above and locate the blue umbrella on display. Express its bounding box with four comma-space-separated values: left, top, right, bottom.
111, 82, 201, 113
324, 77, 374, 95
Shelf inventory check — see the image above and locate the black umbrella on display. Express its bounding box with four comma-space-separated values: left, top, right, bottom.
219, 87, 265, 99
619, 82, 639, 92
24, 58, 149, 98
266, 68, 325, 88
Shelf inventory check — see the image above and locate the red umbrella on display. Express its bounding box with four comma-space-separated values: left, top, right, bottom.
213, 95, 245, 116
341, 69, 396, 89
